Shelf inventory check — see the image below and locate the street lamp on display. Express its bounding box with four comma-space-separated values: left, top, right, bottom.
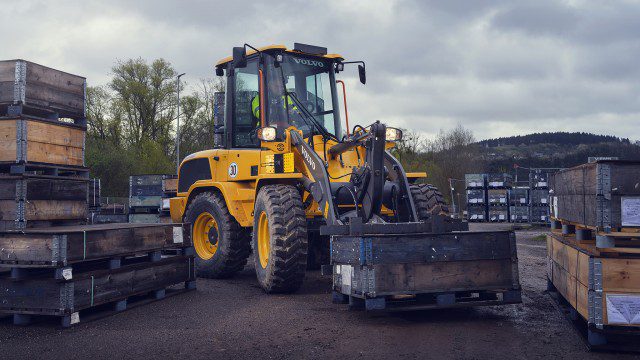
175, 72, 186, 174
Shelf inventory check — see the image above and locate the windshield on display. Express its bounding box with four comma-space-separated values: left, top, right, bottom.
265, 54, 339, 138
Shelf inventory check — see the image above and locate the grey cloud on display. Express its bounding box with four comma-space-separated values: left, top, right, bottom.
1, 0, 638, 141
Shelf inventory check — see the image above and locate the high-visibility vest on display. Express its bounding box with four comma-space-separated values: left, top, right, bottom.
251, 94, 298, 120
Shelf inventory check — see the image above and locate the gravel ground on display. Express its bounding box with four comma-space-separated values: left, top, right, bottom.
1, 224, 639, 359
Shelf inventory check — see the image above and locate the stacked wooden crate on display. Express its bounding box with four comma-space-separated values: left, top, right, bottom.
465, 174, 487, 222
487, 173, 512, 222
509, 187, 529, 223
160, 175, 177, 223
0, 60, 89, 230
530, 170, 550, 223
0, 223, 195, 327
129, 174, 169, 223
547, 160, 640, 349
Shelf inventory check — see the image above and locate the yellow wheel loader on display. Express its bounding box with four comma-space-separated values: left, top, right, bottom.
171, 43, 521, 310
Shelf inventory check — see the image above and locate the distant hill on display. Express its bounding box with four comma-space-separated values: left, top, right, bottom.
475, 132, 640, 172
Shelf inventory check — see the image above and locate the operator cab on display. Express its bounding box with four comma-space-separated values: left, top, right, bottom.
215, 43, 363, 148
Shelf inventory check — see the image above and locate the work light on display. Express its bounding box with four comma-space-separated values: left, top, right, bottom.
385, 127, 403, 142
258, 127, 277, 141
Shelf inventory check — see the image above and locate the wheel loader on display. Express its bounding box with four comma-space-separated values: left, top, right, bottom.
171, 43, 521, 310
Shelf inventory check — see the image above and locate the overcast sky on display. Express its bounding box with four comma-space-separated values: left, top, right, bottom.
2, 0, 639, 141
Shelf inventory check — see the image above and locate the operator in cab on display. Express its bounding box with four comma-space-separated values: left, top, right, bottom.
251, 79, 300, 129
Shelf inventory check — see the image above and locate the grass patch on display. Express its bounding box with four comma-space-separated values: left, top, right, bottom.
532, 234, 547, 241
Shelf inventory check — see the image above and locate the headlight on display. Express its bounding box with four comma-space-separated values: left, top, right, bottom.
385, 127, 403, 142
257, 127, 277, 141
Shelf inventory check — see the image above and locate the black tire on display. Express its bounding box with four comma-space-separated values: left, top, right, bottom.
252, 185, 308, 293
410, 184, 450, 221
184, 191, 251, 279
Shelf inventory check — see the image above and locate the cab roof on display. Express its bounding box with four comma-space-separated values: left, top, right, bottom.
215, 44, 344, 68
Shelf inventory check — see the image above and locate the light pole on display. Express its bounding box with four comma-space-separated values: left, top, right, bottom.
175, 72, 186, 174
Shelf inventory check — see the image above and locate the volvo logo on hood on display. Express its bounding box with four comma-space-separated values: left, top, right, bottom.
292, 57, 325, 68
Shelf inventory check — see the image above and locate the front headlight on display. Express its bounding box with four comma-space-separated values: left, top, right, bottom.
385, 127, 403, 142
258, 127, 277, 141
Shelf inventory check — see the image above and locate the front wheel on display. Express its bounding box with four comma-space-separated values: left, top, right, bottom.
184, 191, 251, 278
410, 184, 450, 221
252, 185, 308, 293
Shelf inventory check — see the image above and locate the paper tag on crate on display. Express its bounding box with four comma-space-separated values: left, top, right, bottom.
606, 294, 640, 325
172, 226, 184, 244
62, 268, 73, 280
70, 312, 80, 325
621, 197, 640, 226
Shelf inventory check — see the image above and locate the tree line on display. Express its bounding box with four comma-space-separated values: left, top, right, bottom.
85, 58, 223, 197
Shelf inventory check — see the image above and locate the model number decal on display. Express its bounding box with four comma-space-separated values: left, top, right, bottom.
228, 162, 238, 178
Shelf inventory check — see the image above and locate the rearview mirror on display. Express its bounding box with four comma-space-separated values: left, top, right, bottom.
358, 64, 366, 84
232, 47, 247, 68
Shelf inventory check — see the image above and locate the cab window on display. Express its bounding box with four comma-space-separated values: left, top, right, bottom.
233, 59, 260, 148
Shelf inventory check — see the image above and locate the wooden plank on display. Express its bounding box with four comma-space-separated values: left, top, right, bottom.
0, 176, 88, 201
601, 258, 640, 293
0, 223, 189, 266
0, 120, 16, 162
577, 281, 589, 319
26, 141, 84, 166
577, 251, 590, 286
331, 231, 514, 266
359, 259, 515, 296
26, 120, 85, 148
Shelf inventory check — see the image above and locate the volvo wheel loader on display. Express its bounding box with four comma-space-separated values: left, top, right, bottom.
171, 43, 521, 310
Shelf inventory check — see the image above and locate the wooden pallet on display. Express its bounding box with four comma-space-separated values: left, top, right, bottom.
546, 232, 640, 349
0, 223, 190, 267
551, 217, 640, 255
0, 253, 195, 327
330, 230, 521, 310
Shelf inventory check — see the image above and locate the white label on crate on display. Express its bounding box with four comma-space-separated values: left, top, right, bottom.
172, 227, 184, 244
538, 182, 547, 187
499, 215, 505, 220
621, 197, 640, 226
606, 294, 640, 325
62, 268, 73, 280
520, 199, 526, 204
470, 199, 477, 203
541, 198, 548, 204
70, 312, 80, 325
340, 265, 352, 293
500, 198, 506, 203
162, 198, 171, 210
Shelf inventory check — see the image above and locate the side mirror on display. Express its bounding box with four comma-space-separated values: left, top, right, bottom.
215, 67, 224, 76
232, 47, 247, 68
358, 64, 366, 84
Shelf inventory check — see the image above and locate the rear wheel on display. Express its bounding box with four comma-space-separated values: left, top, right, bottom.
410, 184, 449, 220
185, 191, 251, 278
252, 185, 308, 293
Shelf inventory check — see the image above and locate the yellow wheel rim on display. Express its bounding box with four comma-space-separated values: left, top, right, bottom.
257, 211, 270, 269
193, 212, 219, 260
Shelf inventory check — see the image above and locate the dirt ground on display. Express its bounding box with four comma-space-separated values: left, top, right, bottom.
1, 224, 639, 359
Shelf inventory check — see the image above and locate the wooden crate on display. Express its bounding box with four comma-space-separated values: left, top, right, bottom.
489, 207, 508, 222
550, 160, 640, 230
0, 175, 89, 230
488, 189, 508, 205
331, 230, 521, 310
0, 223, 190, 266
547, 232, 640, 346
0, 117, 85, 166
0, 254, 195, 327
0, 59, 85, 121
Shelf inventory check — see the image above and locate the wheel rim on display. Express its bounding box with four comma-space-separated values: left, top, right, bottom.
257, 211, 270, 269
193, 212, 219, 260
